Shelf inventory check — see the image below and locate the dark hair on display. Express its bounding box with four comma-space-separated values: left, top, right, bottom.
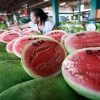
31, 8, 48, 22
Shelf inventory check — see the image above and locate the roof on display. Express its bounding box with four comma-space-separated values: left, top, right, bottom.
0, 0, 90, 12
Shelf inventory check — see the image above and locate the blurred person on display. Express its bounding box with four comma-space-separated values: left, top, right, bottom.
7, 8, 59, 34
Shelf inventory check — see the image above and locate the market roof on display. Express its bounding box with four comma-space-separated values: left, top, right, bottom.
0, 0, 90, 12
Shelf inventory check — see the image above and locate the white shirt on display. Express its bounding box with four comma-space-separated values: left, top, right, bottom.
29, 20, 54, 34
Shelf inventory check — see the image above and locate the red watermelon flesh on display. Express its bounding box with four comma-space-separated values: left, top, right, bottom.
13, 35, 53, 58
11, 28, 21, 33
0, 32, 20, 43
64, 31, 100, 53
62, 47, 100, 100
22, 29, 40, 36
21, 28, 33, 34
21, 38, 66, 78
44, 30, 67, 42
0, 31, 9, 41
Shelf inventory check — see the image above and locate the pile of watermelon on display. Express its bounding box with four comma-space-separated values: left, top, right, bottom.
59, 21, 100, 34
0, 27, 99, 100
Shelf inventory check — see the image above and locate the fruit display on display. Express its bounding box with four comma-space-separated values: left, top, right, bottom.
1, 0, 100, 98
59, 21, 100, 33
0, 27, 99, 100
59, 21, 87, 33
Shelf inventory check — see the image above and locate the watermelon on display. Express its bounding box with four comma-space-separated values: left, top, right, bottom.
62, 47, 100, 100
0, 23, 8, 30
0, 52, 20, 61
0, 60, 32, 93
21, 29, 41, 36
60, 34, 69, 45
13, 35, 53, 58
0, 31, 9, 40
0, 42, 6, 52
6, 38, 17, 53
64, 31, 100, 53
21, 38, 66, 78
0, 76, 87, 100
44, 30, 67, 42
10, 28, 21, 33
21, 28, 32, 34
0, 30, 8, 35
0, 32, 20, 43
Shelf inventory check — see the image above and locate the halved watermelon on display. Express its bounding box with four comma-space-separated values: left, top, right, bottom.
44, 30, 67, 42
0, 30, 8, 39
60, 34, 70, 45
13, 35, 53, 58
6, 38, 17, 53
0, 32, 20, 43
21, 38, 66, 78
21, 29, 41, 36
21, 28, 32, 34
62, 47, 100, 100
10, 28, 21, 33
0, 30, 8, 35
64, 31, 100, 53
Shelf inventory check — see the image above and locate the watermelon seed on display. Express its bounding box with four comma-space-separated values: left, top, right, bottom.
29, 46, 52, 64
32, 43, 38, 47
35, 52, 60, 72
34, 37, 39, 40
76, 33, 85, 37
32, 40, 44, 47
28, 37, 33, 40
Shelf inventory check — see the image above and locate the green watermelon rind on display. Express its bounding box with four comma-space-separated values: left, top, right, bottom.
0, 52, 20, 61
0, 76, 85, 100
64, 43, 75, 53
21, 38, 67, 78
64, 33, 76, 53
0, 42, 7, 52
60, 33, 69, 44
62, 47, 100, 100
0, 60, 32, 93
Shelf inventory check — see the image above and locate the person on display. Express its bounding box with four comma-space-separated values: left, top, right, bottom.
7, 8, 59, 34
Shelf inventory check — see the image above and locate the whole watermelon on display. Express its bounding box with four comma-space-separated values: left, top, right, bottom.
0, 23, 8, 30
